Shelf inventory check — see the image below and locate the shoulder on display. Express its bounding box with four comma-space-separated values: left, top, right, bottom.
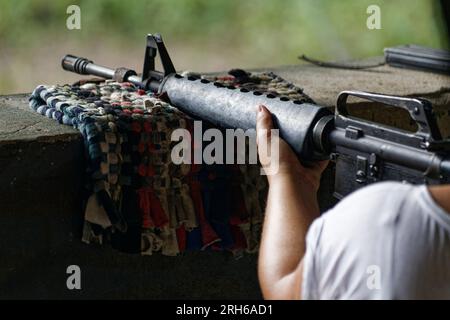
308, 181, 420, 251
326, 181, 414, 218
343, 181, 414, 201
311, 181, 420, 244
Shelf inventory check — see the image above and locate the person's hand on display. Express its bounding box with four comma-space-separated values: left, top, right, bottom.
256, 105, 329, 191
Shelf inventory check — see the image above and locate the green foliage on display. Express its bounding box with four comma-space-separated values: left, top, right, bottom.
0, 0, 447, 55
0, 0, 447, 92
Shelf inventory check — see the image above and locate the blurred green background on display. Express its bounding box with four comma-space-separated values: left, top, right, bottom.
0, 0, 448, 93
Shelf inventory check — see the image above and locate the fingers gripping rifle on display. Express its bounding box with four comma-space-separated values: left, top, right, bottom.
62, 34, 450, 198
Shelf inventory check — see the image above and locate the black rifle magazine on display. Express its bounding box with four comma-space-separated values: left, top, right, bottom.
384, 44, 450, 74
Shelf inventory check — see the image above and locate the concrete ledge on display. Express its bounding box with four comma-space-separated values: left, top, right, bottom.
267, 59, 450, 109
0, 94, 80, 143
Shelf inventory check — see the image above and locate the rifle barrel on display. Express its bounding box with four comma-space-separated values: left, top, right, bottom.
61, 54, 143, 87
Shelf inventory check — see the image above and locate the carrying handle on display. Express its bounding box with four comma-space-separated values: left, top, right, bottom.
336, 90, 442, 141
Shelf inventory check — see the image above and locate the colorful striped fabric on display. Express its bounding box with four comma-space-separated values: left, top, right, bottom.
29, 69, 314, 257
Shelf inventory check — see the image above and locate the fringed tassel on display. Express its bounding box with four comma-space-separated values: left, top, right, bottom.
190, 180, 221, 249
137, 186, 169, 229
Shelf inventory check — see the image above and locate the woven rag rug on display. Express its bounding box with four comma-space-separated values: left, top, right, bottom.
29, 69, 314, 257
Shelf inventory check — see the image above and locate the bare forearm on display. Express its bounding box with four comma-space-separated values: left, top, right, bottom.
255, 105, 327, 299
258, 173, 320, 298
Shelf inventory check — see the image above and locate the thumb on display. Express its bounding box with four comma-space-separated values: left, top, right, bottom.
256, 105, 274, 146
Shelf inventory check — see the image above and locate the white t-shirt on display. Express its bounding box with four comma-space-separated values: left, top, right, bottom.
302, 181, 450, 300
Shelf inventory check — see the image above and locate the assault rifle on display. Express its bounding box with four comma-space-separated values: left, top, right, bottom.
62, 34, 450, 199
